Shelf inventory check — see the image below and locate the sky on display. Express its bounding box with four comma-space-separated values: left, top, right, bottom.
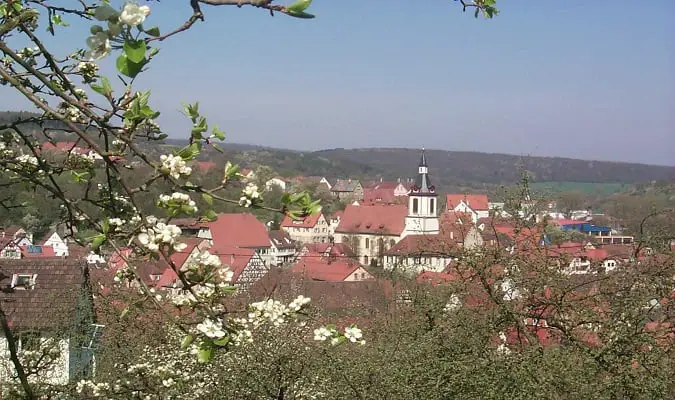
2, 0, 674, 165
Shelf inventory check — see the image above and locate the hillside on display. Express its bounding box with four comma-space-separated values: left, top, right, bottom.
313, 148, 674, 187
3, 112, 673, 191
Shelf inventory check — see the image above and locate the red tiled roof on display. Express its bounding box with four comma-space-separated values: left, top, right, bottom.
20, 245, 56, 258
207, 213, 270, 250
290, 259, 369, 282
41, 141, 92, 155
335, 204, 407, 235
445, 194, 489, 211
440, 211, 475, 226
194, 161, 217, 172
281, 212, 323, 228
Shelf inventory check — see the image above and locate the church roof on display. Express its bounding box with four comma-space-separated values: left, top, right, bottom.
410, 149, 435, 196
335, 204, 407, 235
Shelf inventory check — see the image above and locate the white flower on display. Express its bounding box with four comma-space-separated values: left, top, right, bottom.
85, 31, 111, 60
239, 196, 252, 208
158, 192, 198, 214
119, 2, 151, 26
288, 295, 311, 312
313, 326, 333, 342
159, 154, 191, 179
108, 218, 124, 227
196, 318, 226, 339
344, 326, 363, 343
243, 183, 261, 199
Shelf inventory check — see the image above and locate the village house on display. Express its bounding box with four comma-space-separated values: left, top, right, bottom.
333, 204, 408, 266
268, 230, 297, 267
445, 194, 490, 223
280, 212, 331, 244
184, 213, 274, 266
156, 245, 269, 292
0, 258, 96, 385
362, 180, 410, 205
0, 237, 22, 259
41, 230, 69, 257
239, 168, 256, 182
0, 226, 33, 246
265, 177, 289, 192
331, 179, 364, 201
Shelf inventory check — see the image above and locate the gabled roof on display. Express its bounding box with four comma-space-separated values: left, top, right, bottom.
269, 230, 295, 250
362, 187, 407, 205
281, 212, 323, 229
290, 259, 369, 282
331, 179, 361, 192
446, 194, 489, 211
39, 230, 59, 245
335, 204, 407, 235
207, 213, 270, 249
0, 258, 88, 330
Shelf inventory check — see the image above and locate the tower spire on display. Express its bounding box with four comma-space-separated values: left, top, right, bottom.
412, 148, 434, 195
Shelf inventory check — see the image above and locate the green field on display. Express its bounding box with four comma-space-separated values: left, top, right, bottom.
530, 181, 630, 196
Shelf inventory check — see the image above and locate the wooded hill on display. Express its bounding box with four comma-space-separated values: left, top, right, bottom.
2, 111, 672, 192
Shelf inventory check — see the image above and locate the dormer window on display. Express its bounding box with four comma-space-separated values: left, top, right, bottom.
11, 274, 37, 290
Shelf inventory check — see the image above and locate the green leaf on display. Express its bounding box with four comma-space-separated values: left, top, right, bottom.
286, 10, 315, 19
203, 210, 218, 222
212, 125, 225, 141
202, 193, 214, 206
116, 53, 144, 78
177, 143, 200, 161
180, 334, 195, 350
119, 308, 129, 319
148, 47, 160, 58
213, 337, 229, 347
286, 0, 312, 12
123, 40, 147, 64
91, 234, 105, 251
145, 26, 160, 37
89, 25, 103, 35
197, 345, 213, 363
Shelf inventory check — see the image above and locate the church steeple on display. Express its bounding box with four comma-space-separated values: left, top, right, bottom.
403, 148, 439, 237
411, 148, 435, 196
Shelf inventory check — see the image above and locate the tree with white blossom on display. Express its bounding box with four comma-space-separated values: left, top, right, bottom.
0, 0, 501, 397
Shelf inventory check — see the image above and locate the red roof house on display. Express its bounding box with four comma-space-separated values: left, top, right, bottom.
335, 204, 408, 236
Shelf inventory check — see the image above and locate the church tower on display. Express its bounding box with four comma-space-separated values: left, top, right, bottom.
403, 149, 439, 237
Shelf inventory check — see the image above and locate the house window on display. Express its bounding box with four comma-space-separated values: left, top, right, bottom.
430, 198, 435, 214
365, 238, 370, 249
11, 274, 37, 290
414, 257, 421, 264
412, 198, 419, 214
363, 255, 369, 264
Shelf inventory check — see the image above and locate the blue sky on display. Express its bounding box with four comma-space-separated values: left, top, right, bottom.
2, 1, 674, 165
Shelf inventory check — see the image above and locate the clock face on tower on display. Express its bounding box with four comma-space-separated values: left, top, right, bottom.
410, 219, 421, 231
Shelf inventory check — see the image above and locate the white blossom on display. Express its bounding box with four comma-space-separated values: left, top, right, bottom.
160, 154, 192, 179
85, 31, 111, 60
239, 196, 252, 208
344, 326, 363, 343
119, 2, 151, 26
158, 192, 198, 214
196, 318, 226, 339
